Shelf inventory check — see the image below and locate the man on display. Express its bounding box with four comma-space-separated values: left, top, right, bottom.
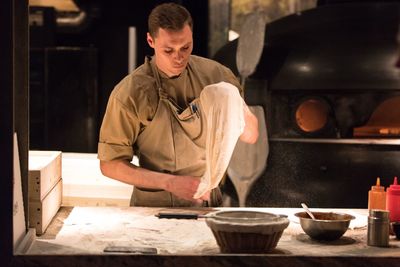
98, 2, 258, 207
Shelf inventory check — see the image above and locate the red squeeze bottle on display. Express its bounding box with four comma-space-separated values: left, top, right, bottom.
386, 177, 400, 222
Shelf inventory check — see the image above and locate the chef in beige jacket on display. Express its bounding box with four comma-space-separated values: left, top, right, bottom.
98, 2, 258, 207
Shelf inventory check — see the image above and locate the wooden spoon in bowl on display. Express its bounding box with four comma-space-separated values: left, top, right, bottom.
301, 203, 316, 220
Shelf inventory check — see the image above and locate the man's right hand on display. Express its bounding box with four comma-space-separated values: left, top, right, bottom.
164, 174, 208, 204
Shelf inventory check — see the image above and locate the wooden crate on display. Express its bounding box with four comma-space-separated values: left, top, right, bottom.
29, 178, 63, 235
29, 150, 62, 201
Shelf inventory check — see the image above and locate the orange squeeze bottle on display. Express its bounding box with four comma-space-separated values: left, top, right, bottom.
368, 177, 386, 210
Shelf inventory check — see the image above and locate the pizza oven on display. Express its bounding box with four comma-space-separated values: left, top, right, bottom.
215, 1, 400, 208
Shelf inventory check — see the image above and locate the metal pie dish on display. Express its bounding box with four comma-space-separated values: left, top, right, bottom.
205, 210, 290, 253
295, 211, 355, 241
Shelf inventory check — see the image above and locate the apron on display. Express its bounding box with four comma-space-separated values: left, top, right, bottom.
131, 59, 222, 207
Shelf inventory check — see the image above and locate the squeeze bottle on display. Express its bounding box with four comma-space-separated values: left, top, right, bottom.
368, 177, 386, 210
386, 176, 400, 222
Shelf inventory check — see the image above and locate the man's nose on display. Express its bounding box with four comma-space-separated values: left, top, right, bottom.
173, 51, 184, 62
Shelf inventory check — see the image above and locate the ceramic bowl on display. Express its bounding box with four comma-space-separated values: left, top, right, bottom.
295, 211, 355, 241
205, 210, 290, 253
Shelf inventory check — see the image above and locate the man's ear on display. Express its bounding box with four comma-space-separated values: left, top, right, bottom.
147, 32, 155, 48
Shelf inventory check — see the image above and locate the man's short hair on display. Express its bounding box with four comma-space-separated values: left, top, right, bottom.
148, 2, 193, 38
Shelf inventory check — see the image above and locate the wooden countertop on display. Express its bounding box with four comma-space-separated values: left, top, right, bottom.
13, 206, 400, 267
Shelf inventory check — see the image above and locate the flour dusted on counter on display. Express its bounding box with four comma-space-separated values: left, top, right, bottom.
193, 82, 245, 199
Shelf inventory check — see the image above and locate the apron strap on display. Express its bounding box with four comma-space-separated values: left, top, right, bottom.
148, 56, 169, 101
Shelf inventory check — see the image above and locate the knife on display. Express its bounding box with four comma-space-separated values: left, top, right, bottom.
104, 246, 157, 254
155, 212, 207, 219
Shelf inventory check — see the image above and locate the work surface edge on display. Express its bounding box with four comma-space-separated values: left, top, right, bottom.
11, 206, 400, 267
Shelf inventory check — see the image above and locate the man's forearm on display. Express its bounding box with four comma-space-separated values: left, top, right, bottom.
99, 159, 205, 202
99, 159, 170, 190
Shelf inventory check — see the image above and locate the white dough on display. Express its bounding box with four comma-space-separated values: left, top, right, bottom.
193, 82, 245, 199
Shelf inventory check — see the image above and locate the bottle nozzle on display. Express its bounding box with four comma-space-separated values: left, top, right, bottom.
376, 177, 381, 186
371, 177, 384, 191
394, 176, 398, 185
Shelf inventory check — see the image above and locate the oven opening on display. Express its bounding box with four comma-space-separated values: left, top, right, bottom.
294, 97, 331, 134
354, 96, 400, 137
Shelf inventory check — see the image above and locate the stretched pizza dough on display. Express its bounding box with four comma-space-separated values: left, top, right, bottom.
193, 82, 245, 199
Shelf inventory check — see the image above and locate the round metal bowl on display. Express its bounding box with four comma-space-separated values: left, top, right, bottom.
205, 210, 290, 253
294, 211, 355, 241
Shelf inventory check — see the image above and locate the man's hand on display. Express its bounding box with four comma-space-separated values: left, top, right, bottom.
240, 104, 259, 144
164, 175, 210, 204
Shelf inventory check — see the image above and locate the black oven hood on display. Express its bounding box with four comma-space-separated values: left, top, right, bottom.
263, 2, 400, 91
215, 1, 400, 91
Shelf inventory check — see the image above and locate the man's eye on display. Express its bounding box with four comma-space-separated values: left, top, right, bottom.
182, 47, 189, 51
164, 50, 172, 54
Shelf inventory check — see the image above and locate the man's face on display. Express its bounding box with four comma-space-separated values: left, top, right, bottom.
147, 24, 193, 77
